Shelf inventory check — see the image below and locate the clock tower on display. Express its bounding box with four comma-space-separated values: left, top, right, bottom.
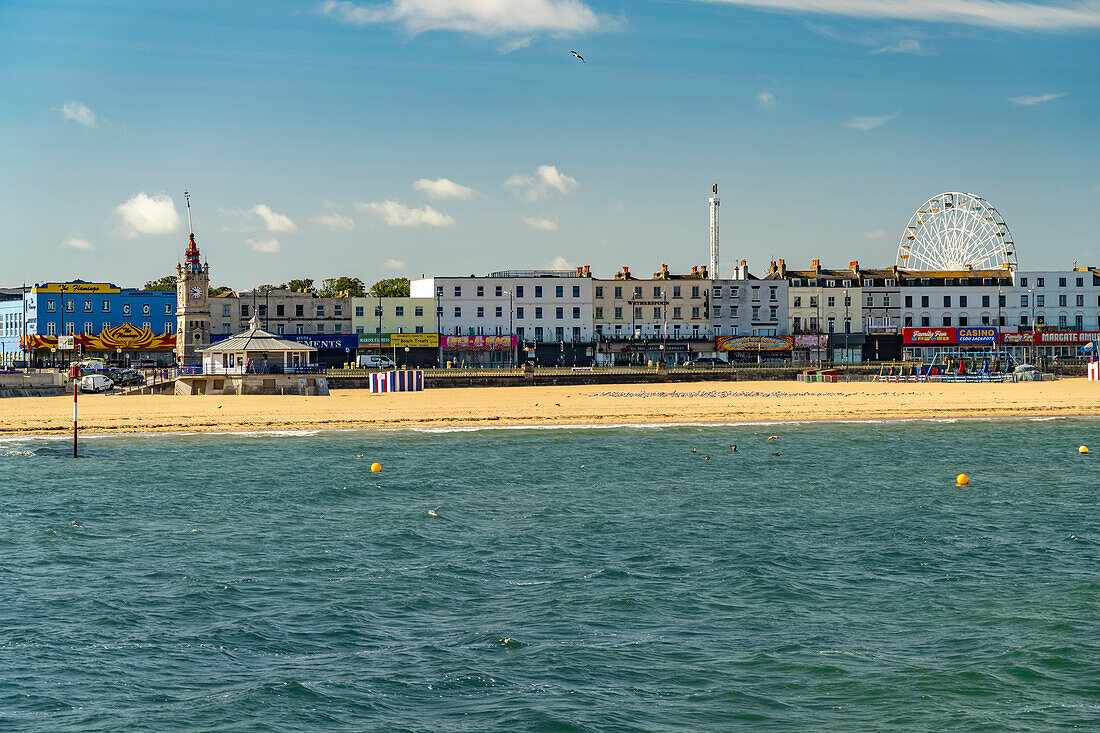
175, 194, 211, 364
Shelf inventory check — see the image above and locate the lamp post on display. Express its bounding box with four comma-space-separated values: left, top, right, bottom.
1029, 288, 1036, 365
404, 345, 410, 367
503, 289, 514, 367
435, 285, 443, 367
843, 287, 850, 365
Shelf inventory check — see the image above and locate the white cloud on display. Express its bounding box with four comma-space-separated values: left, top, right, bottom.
383, 258, 407, 269
249, 204, 298, 232
1009, 92, 1066, 106
505, 165, 579, 201
699, 0, 1100, 31
312, 212, 356, 230
413, 177, 477, 200
318, 0, 608, 36
248, 237, 281, 254
58, 101, 96, 126
62, 236, 94, 251
864, 229, 887, 239
355, 200, 455, 227
843, 112, 899, 129
756, 91, 778, 108
545, 255, 575, 270
114, 193, 182, 238
871, 39, 932, 54
523, 217, 559, 231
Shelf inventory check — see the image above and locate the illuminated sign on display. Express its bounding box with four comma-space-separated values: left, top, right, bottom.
716, 335, 792, 351
903, 328, 955, 344
793, 334, 829, 348
957, 326, 998, 344
442, 335, 517, 351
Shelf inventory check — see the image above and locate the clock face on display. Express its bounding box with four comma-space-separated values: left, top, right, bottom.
190, 286, 202, 299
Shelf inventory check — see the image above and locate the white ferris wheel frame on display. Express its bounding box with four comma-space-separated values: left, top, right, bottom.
896, 192, 1017, 271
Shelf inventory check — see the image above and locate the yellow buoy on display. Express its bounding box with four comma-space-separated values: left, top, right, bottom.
956, 473, 969, 487
1079, 445, 1089, 454
371, 462, 383, 472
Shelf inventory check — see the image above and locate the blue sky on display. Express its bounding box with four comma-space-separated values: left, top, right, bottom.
1, 0, 1096, 288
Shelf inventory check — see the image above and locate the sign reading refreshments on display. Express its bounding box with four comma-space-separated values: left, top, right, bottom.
442, 335, 517, 351
903, 327, 955, 344
957, 326, 998, 344
716, 335, 792, 351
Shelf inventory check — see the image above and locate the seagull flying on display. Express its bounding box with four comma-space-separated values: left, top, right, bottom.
571, 50, 585, 63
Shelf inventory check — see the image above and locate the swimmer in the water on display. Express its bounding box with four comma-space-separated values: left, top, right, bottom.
704, 455, 710, 461
729, 444, 737, 452
691, 448, 697, 453
766, 435, 780, 441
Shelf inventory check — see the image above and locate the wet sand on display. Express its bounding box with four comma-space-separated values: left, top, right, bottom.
0, 379, 1097, 436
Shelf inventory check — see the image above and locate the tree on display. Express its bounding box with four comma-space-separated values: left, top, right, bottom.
284, 278, 315, 294
318, 276, 366, 298
144, 275, 176, 291
368, 277, 410, 298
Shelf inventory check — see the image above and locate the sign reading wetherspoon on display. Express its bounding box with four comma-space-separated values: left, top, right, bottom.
957, 326, 998, 344
442, 335, 516, 351
716, 335, 792, 351
903, 327, 955, 344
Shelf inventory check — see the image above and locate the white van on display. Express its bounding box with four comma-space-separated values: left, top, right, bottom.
80, 373, 114, 393
357, 354, 396, 369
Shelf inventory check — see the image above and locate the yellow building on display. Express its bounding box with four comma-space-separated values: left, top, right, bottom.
351, 297, 436, 336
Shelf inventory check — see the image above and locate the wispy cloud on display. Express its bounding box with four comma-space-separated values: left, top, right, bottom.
58, 101, 96, 126
355, 200, 455, 227
871, 39, 933, 55
312, 212, 356, 230
545, 255, 576, 270
248, 237, 281, 254
506, 165, 579, 201
383, 258, 407, 269
318, 0, 609, 36
523, 217, 559, 231
756, 90, 779, 108
1009, 92, 1066, 106
62, 235, 94, 251
699, 0, 1100, 31
249, 204, 298, 232
843, 112, 899, 130
864, 229, 887, 239
114, 193, 181, 238
413, 177, 477, 200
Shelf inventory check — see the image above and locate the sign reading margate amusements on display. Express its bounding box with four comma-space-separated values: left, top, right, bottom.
1001, 331, 1100, 344
442, 335, 516, 351
716, 335, 793, 351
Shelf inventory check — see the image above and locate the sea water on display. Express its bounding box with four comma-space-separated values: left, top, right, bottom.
2, 419, 1099, 731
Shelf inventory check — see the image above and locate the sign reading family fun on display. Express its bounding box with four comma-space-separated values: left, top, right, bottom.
716, 335, 793, 351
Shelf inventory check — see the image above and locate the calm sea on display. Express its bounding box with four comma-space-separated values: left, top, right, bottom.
2, 419, 1099, 731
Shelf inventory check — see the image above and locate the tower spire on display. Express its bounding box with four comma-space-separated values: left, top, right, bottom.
185, 190, 193, 235
183, 190, 201, 273
708, 184, 720, 280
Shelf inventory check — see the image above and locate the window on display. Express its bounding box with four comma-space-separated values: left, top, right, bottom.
713, 287, 722, 299
769, 307, 777, 320
1020, 315, 1029, 326
314, 305, 323, 317
277, 304, 285, 316
296, 324, 304, 334
958, 315, 968, 326
454, 286, 462, 297
981, 315, 990, 325
223, 305, 231, 317
123, 304, 131, 316
83, 321, 92, 333
843, 296, 851, 307
653, 307, 661, 319
921, 316, 930, 327
883, 295, 891, 307
751, 287, 759, 301
809, 297, 818, 307
921, 296, 929, 308
753, 307, 761, 320
614, 286, 622, 299
1037, 277, 1045, 287
1020, 277, 1028, 287
416, 326, 424, 334
943, 296, 951, 308
981, 295, 990, 307
653, 286, 661, 298
634, 307, 643, 319
454, 307, 461, 317
102, 322, 110, 331
1075, 315, 1084, 329
769, 288, 777, 302
866, 294, 874, 307
1077, 277, 1084, 287
595, 286, 603, 298
296, 304, 304, 317
1059, 295, 1067, 307
335, 324, 343, 333
535, 307, 543, 319
1058, 277, 1067, 288
673, 306, 682, 319
713, 305, 722, 317
494, 306, 502, 318
904, 316, 913, 327
555, 285, 564, 298
516, 306, 525, 319
1037, 295, 1045, 307
374, 306, 382, 317
555, 327, 564, 341
65, 322, 75, 335
794, 296, 802, 307
1077, 295, 1084, 307
943, 315, 952, 326
555, 307, 563, 319
614, 307, 622, 319
516, 286, 524, 298
355, 326, 364, 334
1059, 315, 1068, 328
535, 286, 543, 298
673, 286, 681, 298
477, 285, 484, 297
46, 299, 56, 313
395, 306, 404, 317
102, 300, 110, 312
594, 307, 602, 319
47, 322, 56, 336
905, 296, 913, 308
415, 306, 424, 317
277, 324, 286, 335
573, 286, 580, 298
573, 307, 581, 319
355, 306, 364, 317
634, 286, 643, 298
827, 317, 834, 332
477, 307, 484, 318
691, 307, 700, 319
334, 304, 342, 316
999, 294, 1006, 307
572, 326, 581, 340
827, 297, 835, 308
223, 323, 231, 334
730, 306, 738, 318
258, 305, 267, 316
316, 323, 325, 333
517, 326, 525, 339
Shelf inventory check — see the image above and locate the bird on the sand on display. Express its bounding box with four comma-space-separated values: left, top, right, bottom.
571, 50, 585, 63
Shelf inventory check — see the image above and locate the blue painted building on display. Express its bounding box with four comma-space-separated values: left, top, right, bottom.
14, 281, 177, 365
0, 287, 29, 366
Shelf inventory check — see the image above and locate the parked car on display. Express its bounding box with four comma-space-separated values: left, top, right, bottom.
107, 369, 145, 387
683, 357, 725, 366
80, 373, 114, 393
357, 354, 396, 369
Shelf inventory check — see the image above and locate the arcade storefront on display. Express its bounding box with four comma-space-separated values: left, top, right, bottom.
22, 324, 177, 367
716, 335, 792, 363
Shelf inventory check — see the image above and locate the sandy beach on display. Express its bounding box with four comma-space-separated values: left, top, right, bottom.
0, 379, 1097, 436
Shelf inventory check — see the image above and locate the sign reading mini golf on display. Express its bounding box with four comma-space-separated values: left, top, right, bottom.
716, 335, 792, 351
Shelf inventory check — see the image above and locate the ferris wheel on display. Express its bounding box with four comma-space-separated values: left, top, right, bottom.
896, 192, 1016, 271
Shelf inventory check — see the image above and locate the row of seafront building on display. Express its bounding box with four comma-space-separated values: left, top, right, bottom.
4, 255, 1100, 368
